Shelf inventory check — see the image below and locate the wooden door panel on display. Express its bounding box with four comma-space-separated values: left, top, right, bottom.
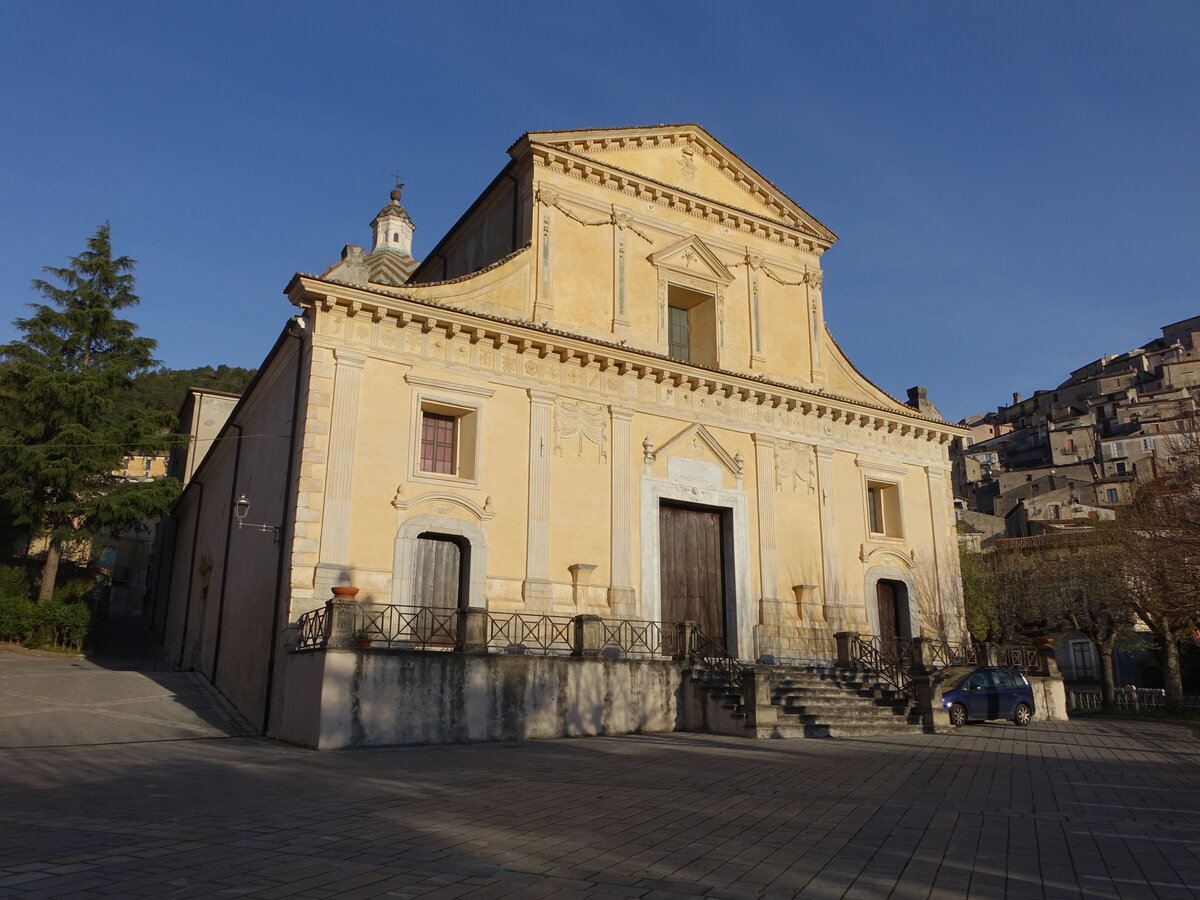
413, 536, 461, 610
877, 580, 897, 647
660, 504, 725, 645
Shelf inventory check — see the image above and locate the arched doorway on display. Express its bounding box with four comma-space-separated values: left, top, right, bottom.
875, 578, 911, 662
412, 532, 470, 611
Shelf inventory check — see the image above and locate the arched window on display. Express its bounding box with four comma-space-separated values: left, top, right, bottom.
392, 232, 399, 242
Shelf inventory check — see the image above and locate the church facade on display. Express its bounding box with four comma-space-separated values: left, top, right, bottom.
153, 125, 967, 744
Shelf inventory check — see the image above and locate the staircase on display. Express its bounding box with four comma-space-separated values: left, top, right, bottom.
685, 664, 927, 739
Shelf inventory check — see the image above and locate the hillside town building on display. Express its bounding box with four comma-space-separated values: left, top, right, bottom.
952, 316, 1200, 536
152, 125, 972, 747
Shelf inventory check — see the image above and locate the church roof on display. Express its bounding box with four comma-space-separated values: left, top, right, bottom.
365, 247, 418, 286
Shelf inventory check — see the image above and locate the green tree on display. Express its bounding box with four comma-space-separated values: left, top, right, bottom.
1110, 425, 1200, 714
0, 225, 181, 600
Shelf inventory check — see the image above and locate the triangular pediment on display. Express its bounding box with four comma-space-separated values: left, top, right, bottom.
656, 423, 741, 476
524, 124, 836, 243
648, 235, 735, 285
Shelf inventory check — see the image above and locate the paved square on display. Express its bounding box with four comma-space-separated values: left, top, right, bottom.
1, 656, 1198, 898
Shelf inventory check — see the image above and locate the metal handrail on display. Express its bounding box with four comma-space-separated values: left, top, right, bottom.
295, 606, 329, 650
848, 634, 914, 697
688, 624, 747, 685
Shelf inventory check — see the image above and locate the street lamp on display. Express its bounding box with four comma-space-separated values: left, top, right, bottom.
234, 494, 280, 542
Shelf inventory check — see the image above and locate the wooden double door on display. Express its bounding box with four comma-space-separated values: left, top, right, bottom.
659, 502, 730, 650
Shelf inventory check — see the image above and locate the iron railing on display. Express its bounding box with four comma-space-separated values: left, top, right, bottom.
359, 604, 459, 650
601, 618, 682, 659
927, 639, 979, 668
487, 611, 574, 655
295, 603, 702, 662
847, 633, 914, 697
994, 645, 1041, 671
295, 605, 329, 650
688, 624, 747, 685
1069, 690, 1200, 714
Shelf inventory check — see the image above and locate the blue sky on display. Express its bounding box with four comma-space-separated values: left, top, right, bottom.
1, 1, 1196, 422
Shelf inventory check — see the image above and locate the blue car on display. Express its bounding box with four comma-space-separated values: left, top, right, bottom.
940, 666, 1035, 727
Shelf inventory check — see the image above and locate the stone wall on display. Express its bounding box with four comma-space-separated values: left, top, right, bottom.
1028, 674, 1069, 722
282, 649, 684, 750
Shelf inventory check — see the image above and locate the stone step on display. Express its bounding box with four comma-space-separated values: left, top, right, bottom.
752, 720, 926, 739
779, 702, 912, 718
773, 687, 899, 703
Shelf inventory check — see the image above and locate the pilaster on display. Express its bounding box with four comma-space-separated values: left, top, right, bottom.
315, 347, 366, 595
807, 271, 825, 385
534, 192, 555, 323
611, 214, 631, 340
752, 435, 779, 632
608, 407, 636, 615
523, 388, 555, 610
816, 446, 841, 624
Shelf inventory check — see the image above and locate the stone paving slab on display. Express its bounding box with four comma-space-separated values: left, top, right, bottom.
1, 658, 1199, 897
0, 656, 249, 748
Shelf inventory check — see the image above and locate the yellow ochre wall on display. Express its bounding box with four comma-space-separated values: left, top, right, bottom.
282, 125, 967, 662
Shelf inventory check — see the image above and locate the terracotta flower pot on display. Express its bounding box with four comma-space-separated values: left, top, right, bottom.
331, 586, 359, 599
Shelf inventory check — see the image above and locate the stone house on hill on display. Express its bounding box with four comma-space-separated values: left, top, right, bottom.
152, 125, 968, 747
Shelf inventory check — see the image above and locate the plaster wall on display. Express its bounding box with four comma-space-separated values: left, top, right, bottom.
158, 334, 301, 730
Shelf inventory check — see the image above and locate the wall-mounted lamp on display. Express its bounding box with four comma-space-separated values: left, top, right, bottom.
234, 494, 280, 542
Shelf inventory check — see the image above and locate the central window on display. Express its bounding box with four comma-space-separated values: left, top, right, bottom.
666, 284, 717, 366
420, 412, 457, 474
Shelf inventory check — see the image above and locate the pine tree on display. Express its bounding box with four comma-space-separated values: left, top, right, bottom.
0, 224, 181, 600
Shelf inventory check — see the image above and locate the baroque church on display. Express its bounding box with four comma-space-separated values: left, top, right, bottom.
152, 125, 969, 748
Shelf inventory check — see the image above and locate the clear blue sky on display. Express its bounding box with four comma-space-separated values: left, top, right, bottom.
2, 1, 1196, 422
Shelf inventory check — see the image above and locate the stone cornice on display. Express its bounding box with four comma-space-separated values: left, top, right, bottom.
526, 142, 833, 254
285, 274, 966, 444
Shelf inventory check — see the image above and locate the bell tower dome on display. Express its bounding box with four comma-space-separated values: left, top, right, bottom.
372, 184, 415, 256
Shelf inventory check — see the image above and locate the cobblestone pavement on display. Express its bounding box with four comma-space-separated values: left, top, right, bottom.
2, 658, 1199, 898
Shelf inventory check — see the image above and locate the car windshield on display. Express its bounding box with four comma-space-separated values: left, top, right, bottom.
939, 667, 975, 690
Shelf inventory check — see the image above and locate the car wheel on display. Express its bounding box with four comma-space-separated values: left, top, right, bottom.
1013, 703, 1032, 727
949, 704, 968, 728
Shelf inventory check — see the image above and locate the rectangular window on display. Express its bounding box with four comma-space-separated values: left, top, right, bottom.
867, 486, 882, 534
865, 480, 903, 539
1071, 640, 1096, 679
1051, 504, 1061, 519
666, 284, 718, 366
1115, 461, 1127, 475
1111, 441, 1125, 458
1064, 438, 1075, 453
1106, 488, 1119, 503
667, 305, 690, 362
420, 412, 457, 474
1142, 437, 1154, 452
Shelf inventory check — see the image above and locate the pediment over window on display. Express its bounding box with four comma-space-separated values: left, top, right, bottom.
648, 235, 735, 287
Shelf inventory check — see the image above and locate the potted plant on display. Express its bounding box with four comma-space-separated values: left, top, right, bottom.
352, 629, 372, 648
